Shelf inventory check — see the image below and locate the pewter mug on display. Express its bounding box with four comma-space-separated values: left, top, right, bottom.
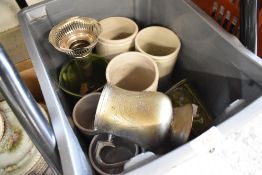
94, 84, 173, 149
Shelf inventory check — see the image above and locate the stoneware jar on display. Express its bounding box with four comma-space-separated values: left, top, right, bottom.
96, 17, 139, 60
106, 52, 159, 91
135, 26, 181, 85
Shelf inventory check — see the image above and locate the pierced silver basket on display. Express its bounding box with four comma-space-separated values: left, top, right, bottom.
49, 16, 101, 58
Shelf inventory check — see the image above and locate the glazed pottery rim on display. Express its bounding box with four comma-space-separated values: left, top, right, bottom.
135, 26, 181, 61
98, 17, 139, 44
72, 92, 101, 135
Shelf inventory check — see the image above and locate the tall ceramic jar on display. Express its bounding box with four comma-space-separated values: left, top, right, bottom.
0, 100, 48, 175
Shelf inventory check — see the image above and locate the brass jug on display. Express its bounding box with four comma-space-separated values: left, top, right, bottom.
94, 84, 173, 149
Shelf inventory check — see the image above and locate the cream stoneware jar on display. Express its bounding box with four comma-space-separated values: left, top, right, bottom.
96, 17, 138, 60
106, 52, 159, 91
135, 26, 181, 84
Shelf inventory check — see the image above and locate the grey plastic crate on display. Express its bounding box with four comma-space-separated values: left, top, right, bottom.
18, 0, 262, 174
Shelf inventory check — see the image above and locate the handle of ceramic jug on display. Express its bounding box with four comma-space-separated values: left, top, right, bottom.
0, 46, 62, 174
240, 0, 259, 54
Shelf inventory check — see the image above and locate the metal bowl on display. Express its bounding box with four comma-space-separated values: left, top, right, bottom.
49, 16, 101, 58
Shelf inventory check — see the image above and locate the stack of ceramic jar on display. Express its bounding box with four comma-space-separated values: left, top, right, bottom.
96, 17, 181, 87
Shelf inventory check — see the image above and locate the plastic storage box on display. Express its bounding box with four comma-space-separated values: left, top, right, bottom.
18, 0, 262, 174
